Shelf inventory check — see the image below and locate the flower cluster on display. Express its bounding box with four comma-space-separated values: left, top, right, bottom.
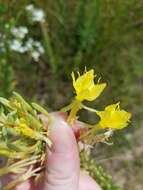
11, 26, 28, 39
62, 69, 131, 144
10, 37, 44, 61
0, 5, 45, 62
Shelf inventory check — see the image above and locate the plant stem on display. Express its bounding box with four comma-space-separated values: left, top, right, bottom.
40, 22, 57, 73
82, 104, 98, 113
67, 99, 82, 124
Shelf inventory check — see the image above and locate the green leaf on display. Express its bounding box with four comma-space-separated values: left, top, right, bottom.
12, 92, 33, 113
2, 127, 8, 140
32, 103, 49, 116
26, 113, 42, 130
0, 97, 13, 109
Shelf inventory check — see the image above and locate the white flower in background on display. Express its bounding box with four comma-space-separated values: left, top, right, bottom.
31, 51, 40, 61
34, 41, 44, 54
19, 46, 28, 53
1, 22, 45, 61
32, 9, 45, 22
10, 38, 44, 61
11, 26, 28, 39
10, 39, 22, 52
25, 4, 34, 11
30, 41, 45, 61
25, 4, 45, 23
25, 38, 45, 61
10, 39, 27, 53
25, 38, 34, 49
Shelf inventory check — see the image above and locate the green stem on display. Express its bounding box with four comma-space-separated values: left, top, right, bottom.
60, 102, 74, 112
40, 22, 57, 73
67, 100, 82, 124
82, 104, 98, 113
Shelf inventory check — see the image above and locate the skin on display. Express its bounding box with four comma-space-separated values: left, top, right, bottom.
3, 113, 102, 190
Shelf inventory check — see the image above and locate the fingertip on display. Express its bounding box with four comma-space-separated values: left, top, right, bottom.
44, 114, 80, 190
48, 113, 77, 153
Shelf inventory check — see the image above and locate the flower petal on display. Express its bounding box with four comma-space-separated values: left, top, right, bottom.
96, 103, 131, 129
86, 83, 107, 101
72, 70, 94, 94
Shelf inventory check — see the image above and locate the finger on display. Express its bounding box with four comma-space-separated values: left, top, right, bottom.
40, 112, 86, 140
43, 113, 80, 190
1, 175, 31, 190
13, 180, 31, 190
79, 172, 102, 190
0, 157, 31, 190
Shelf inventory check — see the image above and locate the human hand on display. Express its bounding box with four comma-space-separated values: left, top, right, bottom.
2, 113, 102, 190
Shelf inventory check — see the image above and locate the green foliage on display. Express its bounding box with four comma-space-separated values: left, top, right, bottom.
0, 92, 51, 189
0, 59, 14, 97
80, 151, 122, 190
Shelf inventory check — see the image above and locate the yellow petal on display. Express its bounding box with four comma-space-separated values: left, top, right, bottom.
86, 83, 107, 101
105, 102, 120, 111
72, 69, 106, 102
96, 104, 131, 129
76, 89, 90, 101
72, 70, 94, 94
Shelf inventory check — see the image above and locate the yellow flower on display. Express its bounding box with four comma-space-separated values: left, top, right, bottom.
15, 118, 52, 146
96, 103, 131, 129
72, 69, 106, 101
15, 118, 38, 139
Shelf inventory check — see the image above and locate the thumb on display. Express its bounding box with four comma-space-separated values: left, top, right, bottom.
43, 113, 80, 190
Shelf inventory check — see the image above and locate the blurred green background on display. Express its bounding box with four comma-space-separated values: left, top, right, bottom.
0, 0, 143, 189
